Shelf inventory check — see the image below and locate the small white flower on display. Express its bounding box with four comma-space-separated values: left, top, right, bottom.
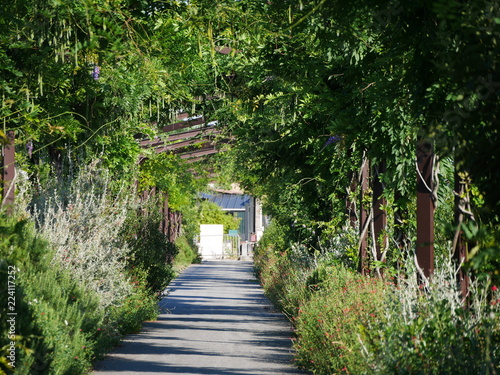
65, 320, 69, 326
33, 299, 38, 303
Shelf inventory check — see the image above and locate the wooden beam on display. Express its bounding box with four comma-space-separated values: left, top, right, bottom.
139, 127, 218, 147
161, 116, 205, 133
416, 141, 435, 280
179, 147, 219, 160
358, 155, 370, 275
2, 130, 15, 211
155, 139, 211, 153
167, 128, 218, 142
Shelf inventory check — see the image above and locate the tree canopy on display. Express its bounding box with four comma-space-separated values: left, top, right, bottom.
195, 0, 500, 275
2, 0, 499, 277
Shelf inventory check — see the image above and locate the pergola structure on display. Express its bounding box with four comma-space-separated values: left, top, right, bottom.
136, 113, 227, 242
138, 114, 223, 163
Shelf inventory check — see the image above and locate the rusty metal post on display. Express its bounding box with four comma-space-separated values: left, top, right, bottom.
453, 168, 470, 302
416, 141, 435, 279
373, 161, 387, 262
2, 130, 15, 212
358, 156, 370, 275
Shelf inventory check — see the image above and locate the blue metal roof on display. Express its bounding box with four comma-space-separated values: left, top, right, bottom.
201, 193, 251, 211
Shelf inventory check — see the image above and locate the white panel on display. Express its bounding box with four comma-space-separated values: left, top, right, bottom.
199, 224, 224, 259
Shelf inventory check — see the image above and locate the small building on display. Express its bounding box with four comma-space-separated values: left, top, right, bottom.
198, 192, 267, 259
200, 193, 265, 242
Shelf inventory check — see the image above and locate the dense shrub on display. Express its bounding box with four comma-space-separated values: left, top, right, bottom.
255, 221, 500, 375
174, 234, 202, 269
121, 204, 177, 295
368, 264, 500, 375
293, 265, 388, 374
0, 164, 191, 373
0, 215, 103, 374
32, 167, 134, 310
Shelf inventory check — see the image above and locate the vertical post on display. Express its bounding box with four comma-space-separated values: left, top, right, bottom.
163, 192, 169, 236
453, 168, 470, 302
373, 161, 387, 262
358, 155, 370, 275
2, 130, 15, 212
345, 148, 357, 228
175, 212, 182, 241
168, 211, 175, 242
346, 173, 358, 228
416, 141, 435, 279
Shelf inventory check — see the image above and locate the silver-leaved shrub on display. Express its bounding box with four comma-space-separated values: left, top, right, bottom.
32, 164, 136, 310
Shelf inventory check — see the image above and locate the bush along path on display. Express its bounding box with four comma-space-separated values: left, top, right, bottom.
253, 224, 500, 375
92, 260, 306, 375
0, 165, 200, 375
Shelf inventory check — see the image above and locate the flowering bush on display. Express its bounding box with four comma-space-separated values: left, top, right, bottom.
255, 221, 499, 374
293, 265, 388, 374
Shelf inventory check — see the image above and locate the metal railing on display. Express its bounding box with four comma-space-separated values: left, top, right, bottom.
194, 234, 241, 259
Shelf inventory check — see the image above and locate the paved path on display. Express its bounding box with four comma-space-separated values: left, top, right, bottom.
92, 260, 306, 375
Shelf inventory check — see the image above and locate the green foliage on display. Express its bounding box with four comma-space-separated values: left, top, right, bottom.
0, 163, 185, 374
1, 0, 217, 186
198, 200, 240, 233
32, 165, 134, 310
2, 0, 499, 373
370, 298, 499, 374
107, 274, 160, 336
196, 0, 500, 285
174, 234, 202, 269
140, 153, 203, 212
254, 230, 499, 375
0, 214, 102, 374
294, 267, 388, 374
367, 265, 500, 375
121, 201, 177, 296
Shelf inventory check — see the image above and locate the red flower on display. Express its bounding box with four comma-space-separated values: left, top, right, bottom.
492, 285, 498, 291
